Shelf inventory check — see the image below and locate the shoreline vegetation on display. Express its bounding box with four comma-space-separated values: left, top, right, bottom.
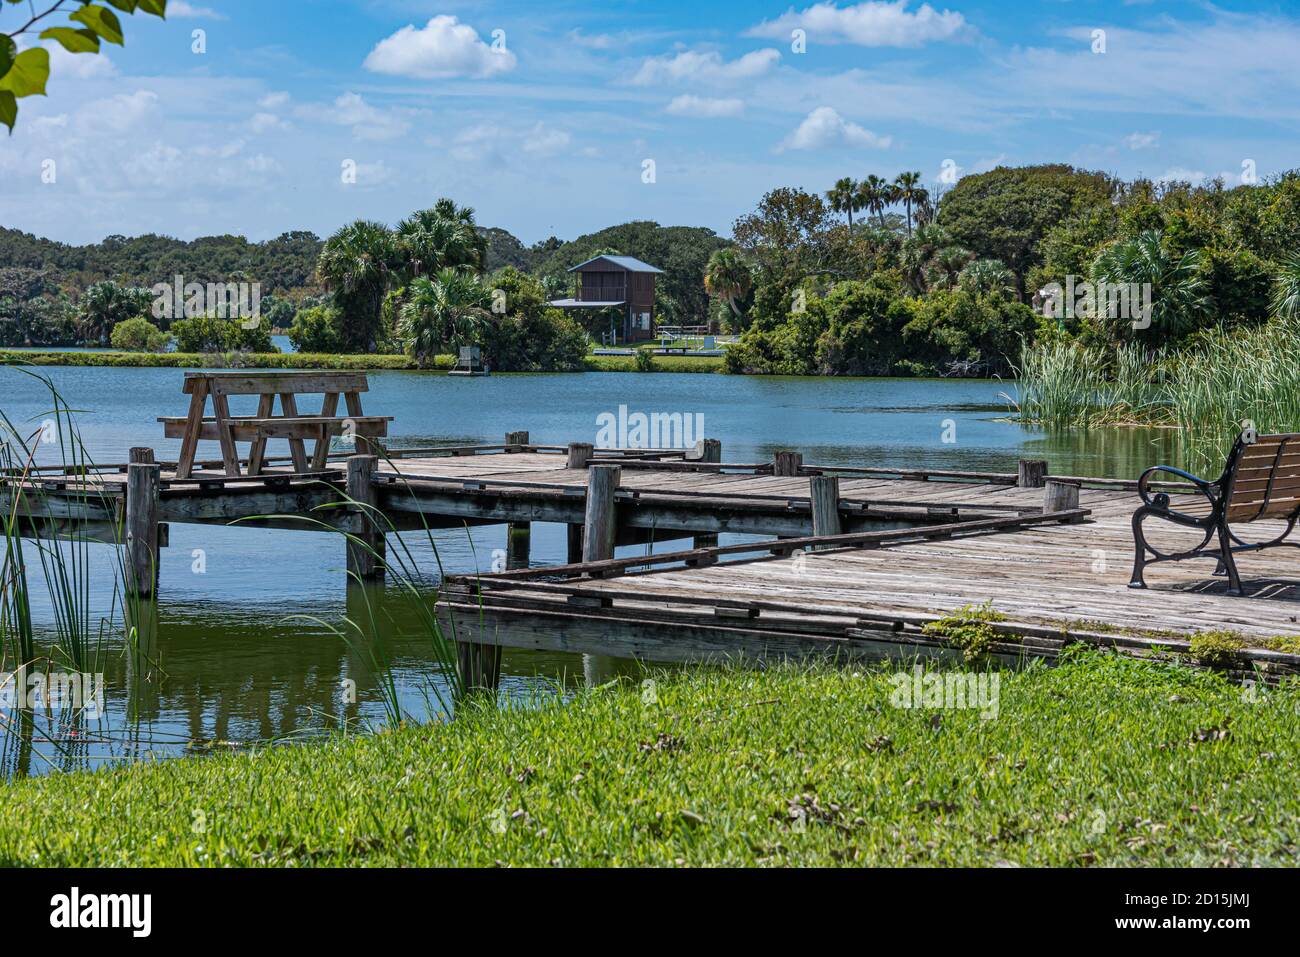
0, 349, 726, 373
2, 653, 1296, 867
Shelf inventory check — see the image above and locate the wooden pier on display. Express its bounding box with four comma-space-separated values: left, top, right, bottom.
7, 436, 1300, 686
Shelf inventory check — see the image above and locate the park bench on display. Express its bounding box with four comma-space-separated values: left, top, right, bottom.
1130, 432, 1300, 595
159, 371, 391, 479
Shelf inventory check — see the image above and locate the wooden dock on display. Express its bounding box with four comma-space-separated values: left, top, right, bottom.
7, 436, 1300, 684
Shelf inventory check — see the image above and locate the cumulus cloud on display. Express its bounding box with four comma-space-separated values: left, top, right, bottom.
449, 121, 572, 163
258, 92, 291, 110
363, 15, 516, 80
665, 95, 745, 118
748, 1, 968, 47
1124, 131, 1159, 150
632, 48, 779, 86
298, 92, 415, 141
778, 106, 891, 151
1156, 167, 1207, 186
43, 41, 116, 79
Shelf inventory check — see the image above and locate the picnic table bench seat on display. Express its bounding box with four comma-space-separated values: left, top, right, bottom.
1130, 432, 1300, 595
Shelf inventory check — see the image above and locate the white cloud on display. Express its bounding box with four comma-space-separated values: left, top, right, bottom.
450, 121, 572, 162
168, 1, 226, 19
74, 90, 158, 134
778, 106, 891, 151
1124, 132, 1159, 150
258, 92, 291, 110
363, 15, 516, 80
1157, 167, 1207, 186
632, 48, 780, 86
298, 92, 415, 141
44, 42, 116, 79
249, 112, 287, 133
748, 1, 968, 47
665, 95, 745, 118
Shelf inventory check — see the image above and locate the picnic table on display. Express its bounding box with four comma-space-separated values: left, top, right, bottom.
160, 372, 392, 479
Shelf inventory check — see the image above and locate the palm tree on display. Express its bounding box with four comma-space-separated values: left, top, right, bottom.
826, 177, 859, 228
396, 201, 487, 280
893, 171, 928, 237
900, 223, 954, 293
958, 259, 1017, 297
399, 269, 492, 366
858, 175, 892, 228
1272, 254, 1300, 322
317, 220, 400, 352
704, 248, 753, 324
928, 245, 976, 290
1091, 230, 1208, 343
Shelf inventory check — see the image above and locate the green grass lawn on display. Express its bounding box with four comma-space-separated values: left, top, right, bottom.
1, 650, 1296, 867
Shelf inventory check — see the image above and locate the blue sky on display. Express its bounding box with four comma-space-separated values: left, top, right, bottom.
3, 0, 1299, 245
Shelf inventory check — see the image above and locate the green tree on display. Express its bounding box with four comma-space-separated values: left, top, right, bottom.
399, 269, 491, 366
1, 0, 169, 133
703, 248, 753, 326
396, 201, 487, 281
858, 175, 892, 228
826, 177, 860, 228
938, 164, 1116, 297
1272, 254, 1300, 322
958, 259, 1017, 297
316, 220, 399, 352
892, 171, 928, 237
77, 280, 152, 343
1090, 230, 1209, 345
288, 304, 345, 353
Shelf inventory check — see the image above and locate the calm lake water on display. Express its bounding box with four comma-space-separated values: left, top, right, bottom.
0, 366, 1179, 778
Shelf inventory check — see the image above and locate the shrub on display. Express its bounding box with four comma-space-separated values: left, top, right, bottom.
288, 305, 346, 354
109, 317, 172, 353
171, 315, 275, 353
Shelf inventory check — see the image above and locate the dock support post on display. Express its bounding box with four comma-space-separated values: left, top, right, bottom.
129, 447, 155, 466
774, 450, 803, 477
566, 443, 594, 562
125, 460, 161, 599
582, 465, 622, 563
809, 475, 842, 545
506, 522, 531, 570
505, 431, 529, 452
1043, 479, 1081, 516
1018, 459, 1048, 488
692, 438, 722, 463
567, 442, 594, 469
346, 455, 385, 581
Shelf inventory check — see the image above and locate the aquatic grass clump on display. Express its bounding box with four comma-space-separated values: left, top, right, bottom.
1015, 321, 1300, 473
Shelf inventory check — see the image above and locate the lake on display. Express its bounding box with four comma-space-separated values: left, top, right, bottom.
0, 365, 1179, 777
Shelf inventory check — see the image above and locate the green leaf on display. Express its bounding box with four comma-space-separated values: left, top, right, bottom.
105, 0, 140, 11
0, 34, 15, 79
137, 0, 168, 18
39, 27, 102, 55
70, 4, 126, 46
0, 90, 15, 133
0, 48, 50, 99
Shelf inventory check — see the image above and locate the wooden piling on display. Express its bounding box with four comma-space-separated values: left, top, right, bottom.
457, 641, 502, 696
567, 525, 584, 564
346, 455, 384, 580
129, 447, 155, 465
506, 521, 531, 570
582, 464, 622, 563
809, 475, 842, 544
774, 450, 803, 477
124, 461, 161, 598
505, 431, 529, 452
1018, 459, 1049, 489
567, 442, 594, 469
1043, 479, 1081, 515
693, 438, 722, 463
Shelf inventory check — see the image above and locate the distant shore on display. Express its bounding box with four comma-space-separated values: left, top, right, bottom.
0, 350, 727, 373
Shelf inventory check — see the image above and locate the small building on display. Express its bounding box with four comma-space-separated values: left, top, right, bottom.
548, 255, 664, 344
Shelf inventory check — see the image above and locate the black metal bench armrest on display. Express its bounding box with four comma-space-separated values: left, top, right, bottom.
1137, 465, 1220, 520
